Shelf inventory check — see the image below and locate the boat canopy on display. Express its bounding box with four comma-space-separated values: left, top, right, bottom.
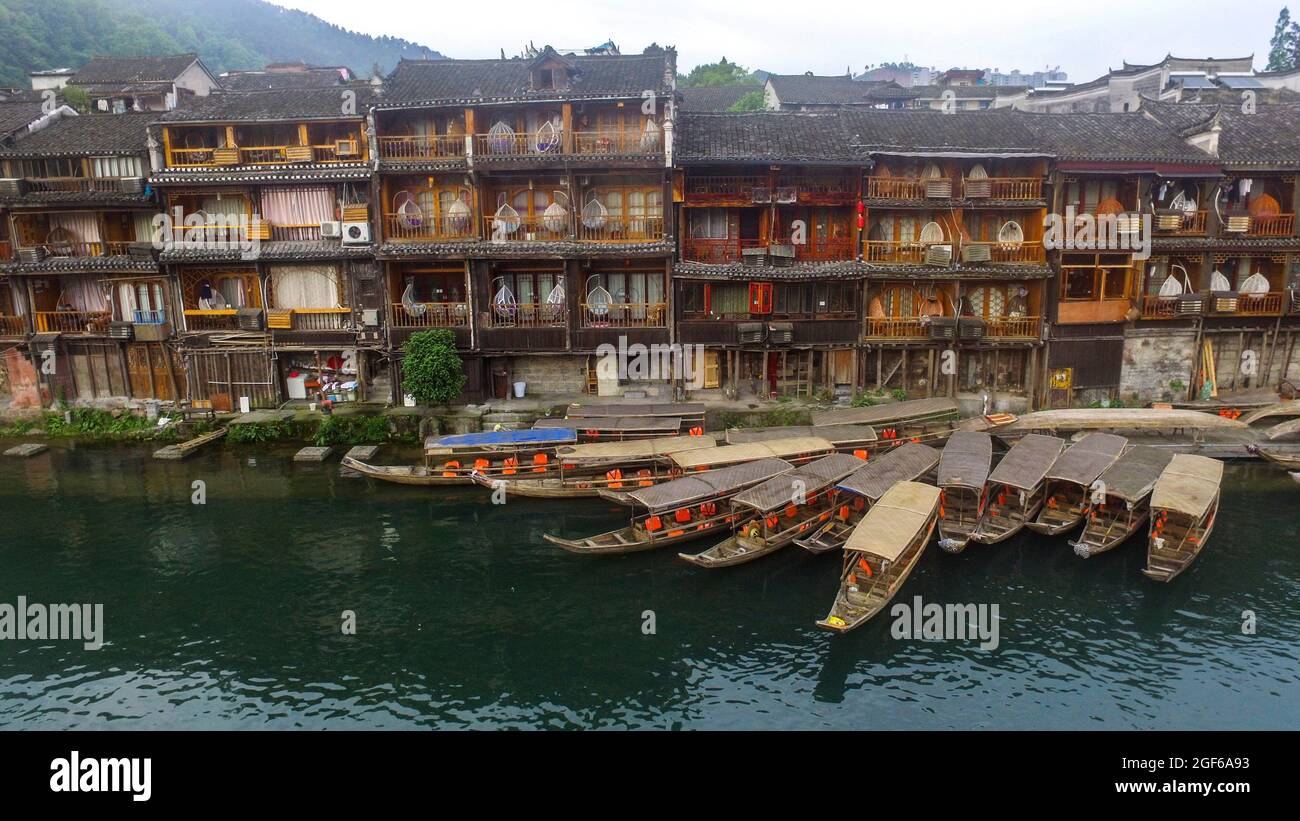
844, 481, 940, 561
565, 402, 705, 420
1241, 400, 1300, 426
1045, 432, 1127, 485
535, 416, 681, 433
670, 437, 835, 470
726, 424, 877, 446
937, 431, 993, 490
811, 397, 959, 428
1095, 446, 1176, 501
623, 458, 792, 511
424, 427, 577, 454
1001, 408, 1248, 434
554, 435, 718, 463
1151, 454, 1224, 517
837, 442, 940, 501
988, 433, 1065, 491
730, 453, 865, 513
1265, 417, 1300, 440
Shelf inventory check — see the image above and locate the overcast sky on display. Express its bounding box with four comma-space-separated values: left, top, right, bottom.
275, 0, 1287, 82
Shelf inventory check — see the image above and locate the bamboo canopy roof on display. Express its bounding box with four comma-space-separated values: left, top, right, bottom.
811, 398, 960, 428
565, 402, 705, 420
837, 442, 940, 501
424, 427, 577, 455
623, 458, 792, 511
1240, 400, 1300, 426
669, 437, 835, 469
726, 423, 877, 446
938, 431, 993, 490
1151, 454, 1224, 518
731, 453, 865, 512
844, 481, 940, 561
554, 435, 718, 463
535, 416, 681, 433
1265, 417, 1300, 440
988, 433, 1065, 491
1001, 408, 1248, 434
1095, 446, 1176, 501
1044, 432, 1128, 485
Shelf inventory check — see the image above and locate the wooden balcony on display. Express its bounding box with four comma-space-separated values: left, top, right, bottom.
795, 237, 855, 262
1247, 214, 1295, 237
960, 241, 1047, 264
984, 315, 1041, 338
34, 310, 110, 334
1235, 291, 1286, 316
0, 315, 27, 336
966, 177, 1043, 200
472, 129, 663, 160
488, 302, 567, 329
183, 309, 240, 332
865, 176, 929, 200
18, 241, 133, 258
580, 302, 668, 329
383, 213, 477, 243
571, 130, 662, 156
1140, 295, 1195, 320
22, 177, 143, 195
483, 215, 569, 243
388, 302, 470, 329
376, 134, 467, 161
681, 237, 766, 264
1152, 210, 1208, 236
575, 215, 665, 243
166, 142, 364, 168
865, 317, 929, 339
863, 240, 930, 264
268, 307, 350, 331
683, 175, 766, 203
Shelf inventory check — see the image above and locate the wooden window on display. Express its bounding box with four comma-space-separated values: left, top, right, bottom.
680, 283, 709, 318
748, 282, 773, 314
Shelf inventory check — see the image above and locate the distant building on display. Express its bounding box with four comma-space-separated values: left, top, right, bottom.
1013, 54, 1276, 113
765, 74, 917, 111
679, 84, 764, 112
221, 63, 357, 91
908, 84, 1030, 111
67, 54, 219, 113
28, 69, 76, 93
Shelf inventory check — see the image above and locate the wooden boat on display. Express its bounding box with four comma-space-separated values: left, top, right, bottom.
678, 453, 865, 568
1263, 416, 1300, 441
1240, 400, 1300, 427
998, 408, 1248, 438
935, 431, 993, 553
1143, 454, 1224, 582
1253, 446, 1300, 469
472, 435, 717, 498
1026, 432, 1127, 536
544, 458, 792, 555
563, 401, 706, 431
970, 433, 1065, 544
811, 397, 960, 429
815, 481, 940, 634
796, 442, 940, 554
1071, 446, 1174, 558
726, 424, 877, 456
631, 436, 836, 494
348, 427, 578, 487
534, 415, 685, 441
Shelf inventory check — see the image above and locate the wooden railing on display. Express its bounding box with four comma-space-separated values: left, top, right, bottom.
183, 309, 239, 331
377, 134, 467, 160
571, 129, 662, 155
388, 302, 470, 328
20, 241, 133, 258
269, 223, 323, 242
23, 177, 141, 194
985, 315, 1041, 338
1236, 291, 1286, 315
865, 176, 929, 200
1153, 210, 1208, 235
472, 129, 663, 159
167, 142, 363, 168
1140, 295, 1191, 319
279, 307, 350, 331
681, 237, 766, 263
483, 215, 569, 242
575, 215, 665, 242
167, 147, 218, 167
684, 175, 765, 202
865, 317, 929, 338
34, 311, 110, 334
383, 213, 477, 242
581, 302, 668, 328
863, 240, 931, 264
488, 302, 567, 328
961, 240, 1047, 264
1248, 214, 1295, 236
0, 315, 26, 336
132, 309, 167, 325
976, 177, 1043, 200
795, 237, 855, 261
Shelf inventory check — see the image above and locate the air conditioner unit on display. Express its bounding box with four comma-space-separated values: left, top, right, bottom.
774, 186, 797, 204
929, 317, 957, 339
767, 322, 793, 344
118, 177, 144, 194
320, 221, 343, 238
235, 307, 265, 331
956, 317, 985, 340
750, 186, 772, 204
108, 321, 135, 340
925, 179, 953, 198
17, 247, 47, 264
737, 322, 765, 344
361, 308, 380, 327
0, 178, 26, 196
335, 139, 359, 157
961, 243, 991, 263
342, 221, 371, 244
925, 244, 953, 266
1223, 211, 1251, 233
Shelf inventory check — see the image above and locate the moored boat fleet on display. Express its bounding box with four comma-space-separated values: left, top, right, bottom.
346, 398, 1229, 635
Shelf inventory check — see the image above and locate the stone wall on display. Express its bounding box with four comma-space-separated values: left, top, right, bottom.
509, 355, 588, 396
1120, 327, 1198, 402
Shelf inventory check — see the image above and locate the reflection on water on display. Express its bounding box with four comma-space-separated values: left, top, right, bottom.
1, 443, 1297, 729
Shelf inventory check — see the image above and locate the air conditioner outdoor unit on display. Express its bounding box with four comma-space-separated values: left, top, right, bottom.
925, 244, 953, 266
0, 178, 27, 196
236, 308, 265, 331
342, 221, 371, 244
750, 186, 772, 204
118, 177, 144, 194
361, 309, 380, 327
774, 186, 797, 204
320, 221, 343, 238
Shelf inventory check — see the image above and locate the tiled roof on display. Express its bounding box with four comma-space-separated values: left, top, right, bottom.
678, 84, 764, 112
159, 241, 375, 264
71, 54, 200, 85
676, 111, 862, 164
157, 87, 377, 123
3, 255, 158, 275
221, 68, 354, 91
673, 260, 865, 280
841, 109, 1044, 155
1141, 99, 1300, 167
378, 239, 674, 259
1013, 110, 1217, 164
149, 164, 371, 186
909, 85, 1030, 99
379, 53, 671, 106
0, 101, 49, 139
767, 74, 913, 105
0, 112, 152, 157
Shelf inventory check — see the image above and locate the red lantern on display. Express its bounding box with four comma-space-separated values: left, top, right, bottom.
857, 213, 865, 229
856, 200, 865, 214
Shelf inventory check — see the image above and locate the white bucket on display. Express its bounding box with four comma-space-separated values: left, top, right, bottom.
239, 396, 251, 414
513, 381, 526, 399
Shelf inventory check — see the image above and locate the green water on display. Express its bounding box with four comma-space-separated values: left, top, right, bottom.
1, 443, 1297, 729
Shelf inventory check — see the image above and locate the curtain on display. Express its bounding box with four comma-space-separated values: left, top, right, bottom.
60, 276, 108, 312
270, 265, 340, 309
133, 212, 156, 243
49, 212, 102, 244
91, 156, 142, 177
260, 187, 334, 239
710, 284, 748, 316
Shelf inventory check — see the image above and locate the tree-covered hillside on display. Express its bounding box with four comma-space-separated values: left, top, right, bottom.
0, 0, 443, 87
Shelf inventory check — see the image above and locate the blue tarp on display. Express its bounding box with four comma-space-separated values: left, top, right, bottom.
427, 428, 577, 449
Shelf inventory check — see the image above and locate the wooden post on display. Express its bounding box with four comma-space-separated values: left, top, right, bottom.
926, 348, 935, 397
562, 103, 573, 155
876, 348, 883, 390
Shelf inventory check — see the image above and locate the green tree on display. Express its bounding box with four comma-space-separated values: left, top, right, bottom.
1267, 7, 1297, 70
61, 85, 89, 113
728, 90, 766, 111
679, 57, 754, 88
401, 329, 466, 405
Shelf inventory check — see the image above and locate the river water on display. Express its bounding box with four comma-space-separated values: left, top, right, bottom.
1, 443, 1296, 729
